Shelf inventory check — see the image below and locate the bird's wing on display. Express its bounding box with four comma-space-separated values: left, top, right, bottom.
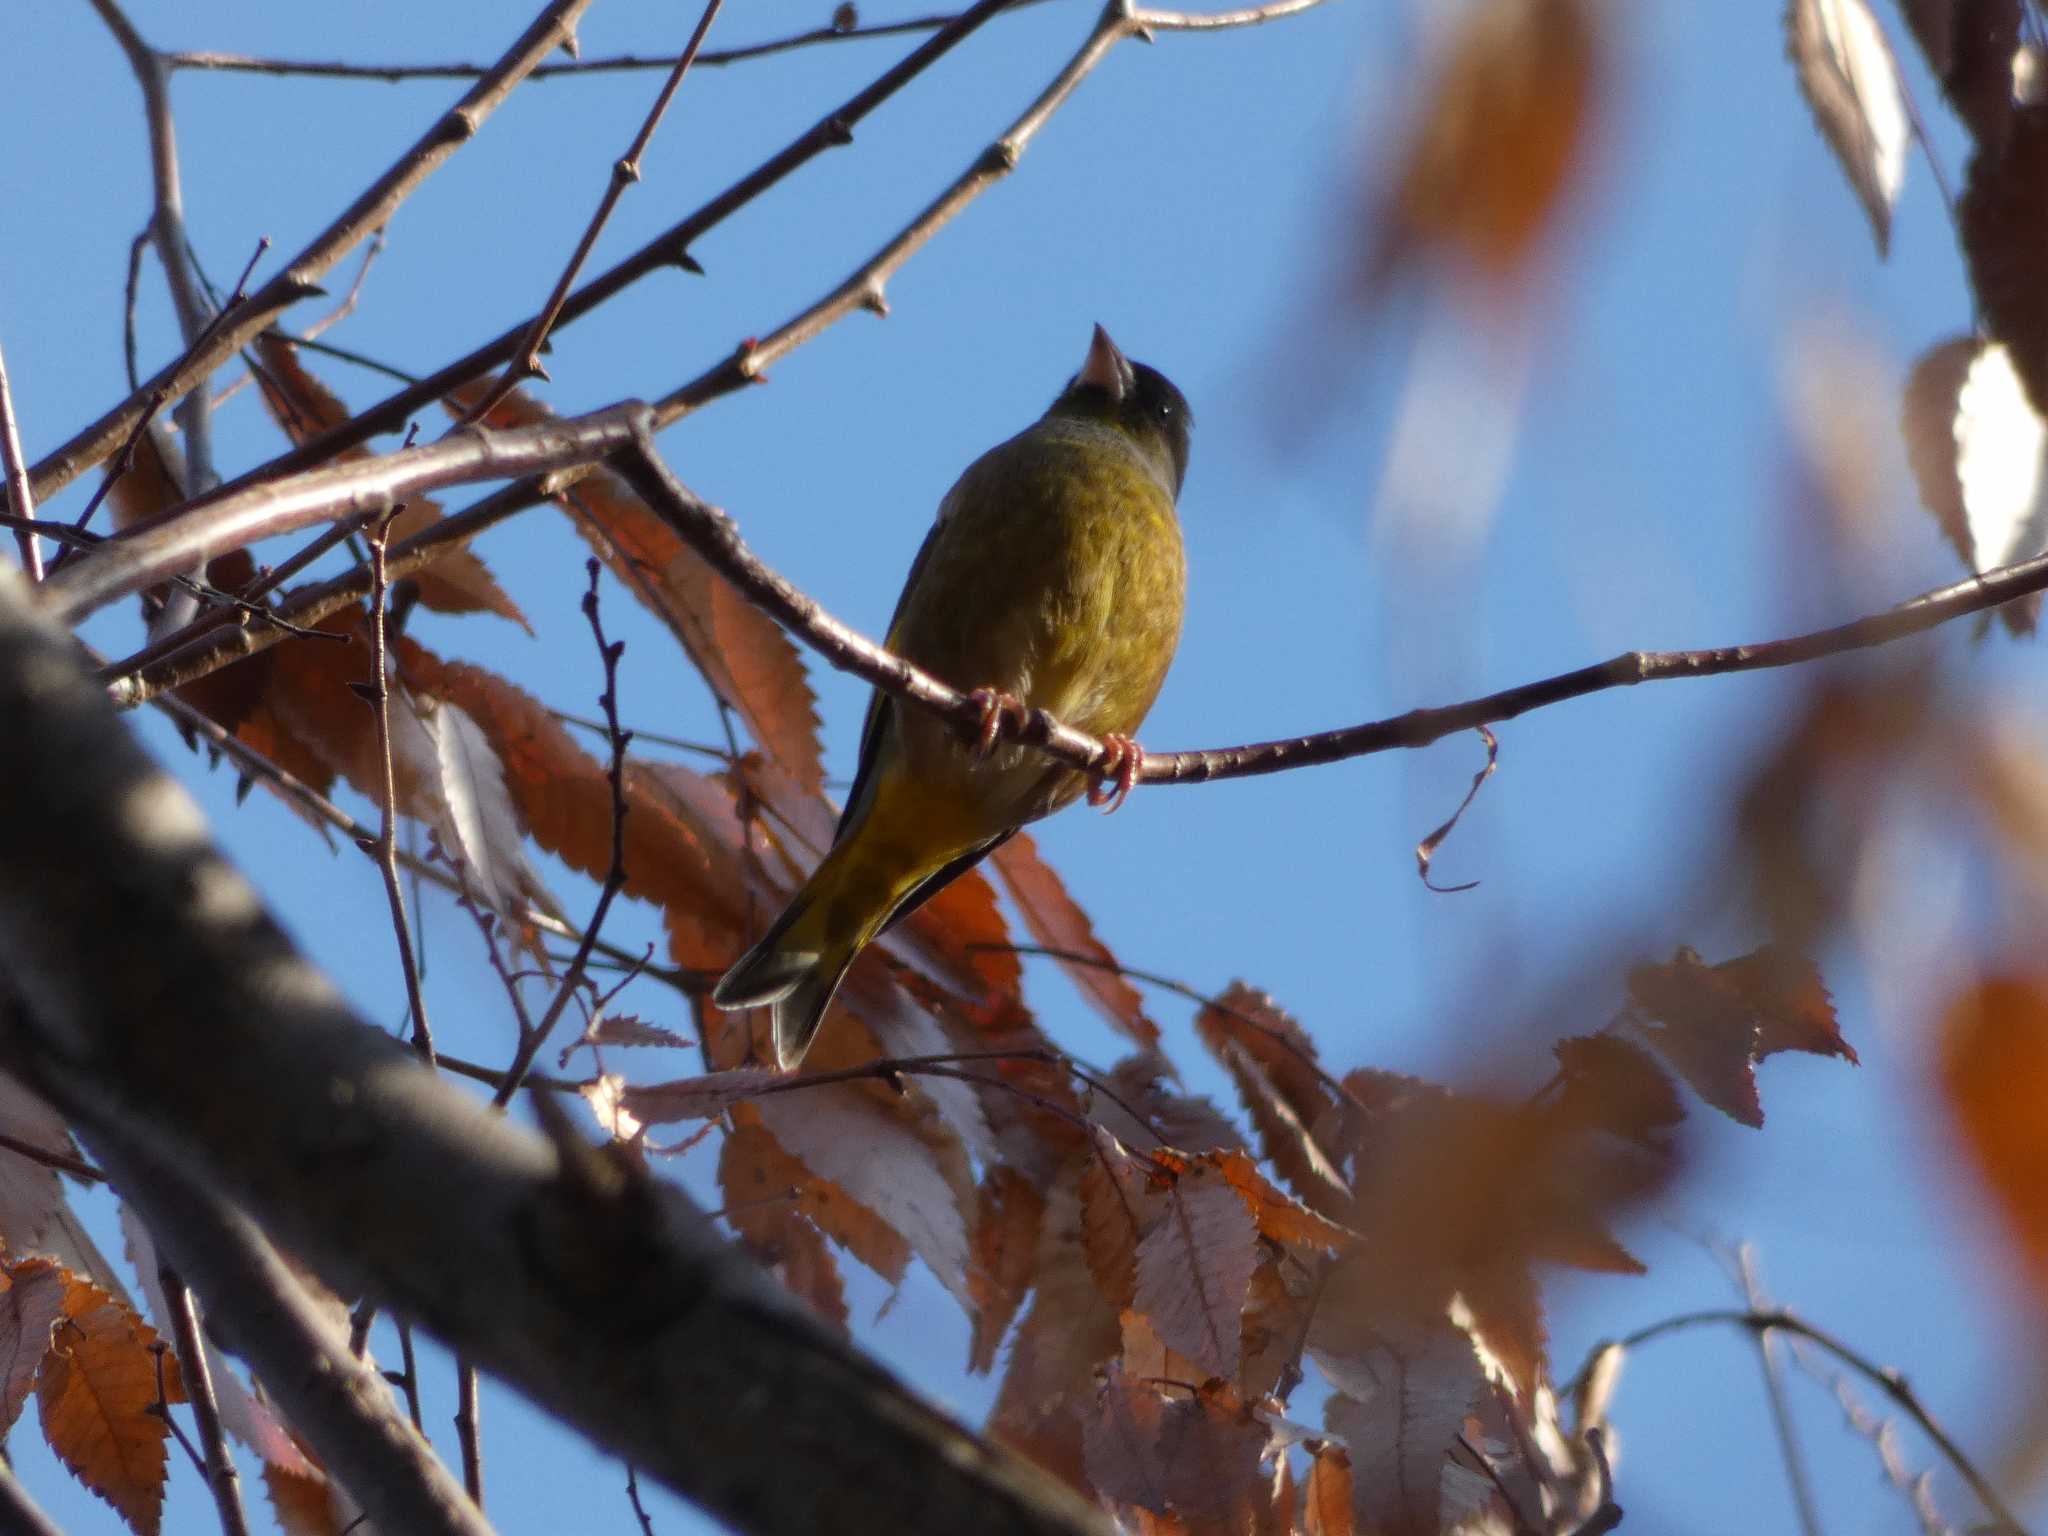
876, 827, 1016, 936
833, 491, 955, 841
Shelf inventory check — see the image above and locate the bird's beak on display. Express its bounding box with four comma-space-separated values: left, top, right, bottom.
1078, 324, 1135, 401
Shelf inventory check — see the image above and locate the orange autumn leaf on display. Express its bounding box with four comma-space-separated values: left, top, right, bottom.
969, 1167, 1046, 1373
1195, 984, 1349, 1215
1365, 0, 1603, 294
724, 1103, 910, 1286
717, 1116, 855, 1333
458, 384, 823, 791
993, 833, 1155, 1044
38, 1273, 183, 1536
263, 1461, 347, 1536
254, 335, 528, 629
1940, 975, 2048, 1293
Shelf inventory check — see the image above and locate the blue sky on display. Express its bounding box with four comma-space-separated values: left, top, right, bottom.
2, 1, 2037, 1532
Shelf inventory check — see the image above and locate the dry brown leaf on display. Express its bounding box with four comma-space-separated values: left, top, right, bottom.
1786, 0, 1909, 254
969, 1168, 1045, 1374
38, 1273, 182, 1536
722, 1104, 909, 1286
1319, 1316, 1487, 1536
255, 336, 528, 629
716, 1115, 854, 1331
1626, 945, 1855, 1127
0, 1257, 69, 1432
1303, 1446, 1356, 1536
1902, 336, 2048, 635
459, 384, 825, 788
1197, 1148, 1352, 1254
1196, 984, 1349, 1215
1897, 0, 2021, 149
622, 1070, 785, 1125
1132, 1157, 1259, 1382
1964, 106, 2048, 420
990, 1160, 1122, 1493
1366, 0, 1602, 294
1083, 1367, 1275, 1528
992, 833, 1155, 1043
1939, 975, 2048, 1292
263, 1462, 346, 1536
0, 1074, 75, 1259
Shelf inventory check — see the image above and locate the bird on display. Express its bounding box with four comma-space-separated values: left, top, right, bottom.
712, 325, 1192, 1069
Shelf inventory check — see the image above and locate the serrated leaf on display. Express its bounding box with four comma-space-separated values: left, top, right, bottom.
1320, 1317, 1487, 1536
1083, 1367, 1274, 1525
1786, 0, 1909, 254
1133, 1158, 1259, 1380
38, 1274, 181, 1536
754, 1087, 975, 1306
621, 1069, 785, 1125
992, 833, 1156, 1043
0, 1258, 68, 1432
0, 1072, 74, 1258
969, 1168, 1044, 1374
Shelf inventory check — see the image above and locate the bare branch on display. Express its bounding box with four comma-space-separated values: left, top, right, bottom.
44, 400, 648, 626
0, 1458, 66, 1536
160, 1268, 254, 1536
182, 0, 1027, 501
467, 0, 726, 420
164, 3, 1056, 82
1575, 1310, 2026, 1536
0, 338, 41, 579
29, 0, 597, 504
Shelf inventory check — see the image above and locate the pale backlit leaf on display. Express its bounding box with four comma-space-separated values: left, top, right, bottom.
1787, 0, 1910, 253
1133, 1158, 1259, 1381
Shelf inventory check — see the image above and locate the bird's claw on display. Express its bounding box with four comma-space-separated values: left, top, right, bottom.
1088, 733, 1143, 814
966, 687, 1029, 760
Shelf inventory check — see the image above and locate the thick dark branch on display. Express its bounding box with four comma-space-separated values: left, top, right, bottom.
43, 401, 648, 625
0, 563, 1108, 1536
29, 0, 595, 504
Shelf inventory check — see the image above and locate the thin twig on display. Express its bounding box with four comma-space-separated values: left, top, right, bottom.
1736, 1248, 1824, 1536
493, 562, 632, 1106
86, 0, 222, 520
625, 1465, 658, 1536
456, 1359, 484, 1506
394, 1319, 425, 1431
1570, 1309, 2026, 1536
468, 0, 725, 420
361, 507, 435, 1061
30, 0, 597, 504
175, 0, 1027, 502
0, 338, 41, 579
0, 1459, 64, 1536
161, 1267, 253, 1536
163, 4, 1058, 82
0, 1130, 106, 1184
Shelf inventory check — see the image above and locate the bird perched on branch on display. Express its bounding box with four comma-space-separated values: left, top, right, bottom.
713, 326, 1192, 1069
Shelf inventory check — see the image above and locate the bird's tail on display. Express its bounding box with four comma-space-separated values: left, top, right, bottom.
711, 835, 920, 1069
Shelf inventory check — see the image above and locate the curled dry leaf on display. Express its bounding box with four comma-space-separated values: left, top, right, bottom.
264, 1461, 347, 1536
1904, 335, 2048, 634
255, 335, 529, 629
619, 1067, 786, 1125
1785, 0, 1909, 255
1196, 983, 1350, 1216
991, 832, 1156, 1044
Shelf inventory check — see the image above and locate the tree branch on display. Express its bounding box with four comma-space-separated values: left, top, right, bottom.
42, 401, 649, 625
29, 0, 596, 504
0, 337, 40, 579
0, 560, 1110, 1536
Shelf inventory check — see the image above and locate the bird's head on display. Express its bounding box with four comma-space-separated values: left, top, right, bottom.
1048, 325, 1193, 498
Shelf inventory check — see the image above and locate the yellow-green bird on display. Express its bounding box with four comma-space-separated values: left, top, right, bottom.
713, 326, 1192, 1069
